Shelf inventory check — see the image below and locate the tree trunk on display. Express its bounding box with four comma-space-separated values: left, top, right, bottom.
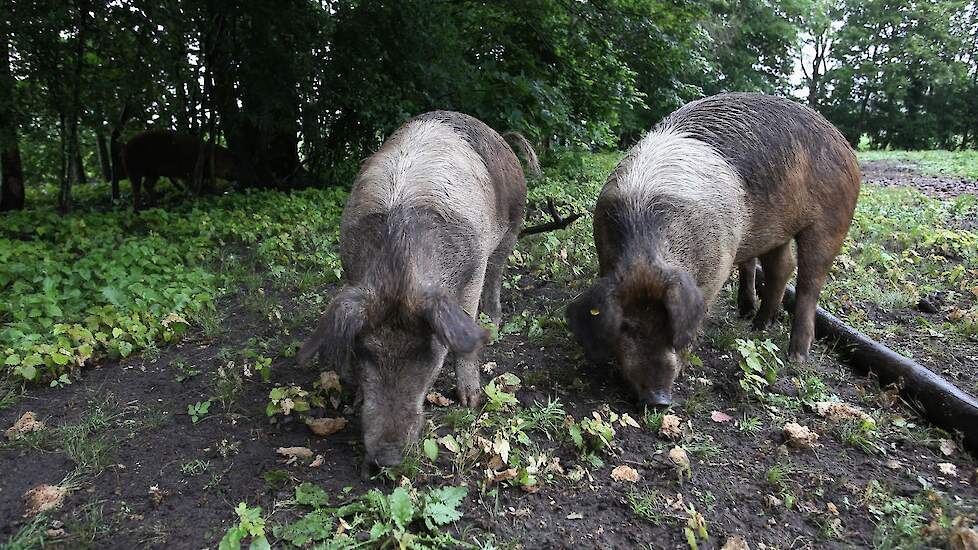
110, 102, 131, 202
72, 136, 87, 185
61, 0, 88, 212
0, 15, 24, 211
95, 129, 111, 181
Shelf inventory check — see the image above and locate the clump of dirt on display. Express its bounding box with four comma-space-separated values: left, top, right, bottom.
4, 411, 44, 440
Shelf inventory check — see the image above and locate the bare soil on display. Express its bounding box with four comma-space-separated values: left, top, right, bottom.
861, 159, 978, 199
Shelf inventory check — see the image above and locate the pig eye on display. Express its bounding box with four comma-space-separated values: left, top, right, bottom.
353, 344, 375, 363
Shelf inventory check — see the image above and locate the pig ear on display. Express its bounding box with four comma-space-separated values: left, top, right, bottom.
422, 292, 488, 355
297, 287, 369, 367
566, 279, 617, 364
663, 270, 704, 350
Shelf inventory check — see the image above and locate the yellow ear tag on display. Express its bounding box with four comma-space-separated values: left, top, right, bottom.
590, 308, 600, 316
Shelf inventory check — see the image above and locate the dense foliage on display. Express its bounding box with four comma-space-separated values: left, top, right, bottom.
0, 184, 345, 382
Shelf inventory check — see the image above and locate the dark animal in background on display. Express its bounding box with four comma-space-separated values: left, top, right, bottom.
298, 111, 532, 469
122, 129, 235, 209
567, 93, 860, 406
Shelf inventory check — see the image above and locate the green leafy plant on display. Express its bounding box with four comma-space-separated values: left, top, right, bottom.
266, 482, 472, 549
266, 385, 317, 417
188, 399, 212, 424
735, 338, 784, 400
219, 503, 269, 550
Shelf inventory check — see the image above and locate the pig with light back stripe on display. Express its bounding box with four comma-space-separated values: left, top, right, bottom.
567, 93, 860, 406
298, 111, 531, 468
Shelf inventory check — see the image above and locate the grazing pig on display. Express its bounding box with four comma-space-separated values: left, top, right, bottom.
567, 93, 860, 406
298, 111, 530, 468
122, 129, 234, 209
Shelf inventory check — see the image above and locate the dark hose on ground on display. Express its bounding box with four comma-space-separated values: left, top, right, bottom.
759, 267, 978, 453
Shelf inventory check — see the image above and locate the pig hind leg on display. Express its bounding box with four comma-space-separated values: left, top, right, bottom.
131, 174, 144, 210
479, 232, 518, 326
752, 242, 796, 330
788, 224, 846, 363
455, 261, 489, 408
737, 258, 759, 317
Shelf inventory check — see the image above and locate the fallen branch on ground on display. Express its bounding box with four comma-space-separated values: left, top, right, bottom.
520, 197, 584, 238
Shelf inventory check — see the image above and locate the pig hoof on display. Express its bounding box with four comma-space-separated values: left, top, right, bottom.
457, 384, 483, 408
788, 351, 808, 364
751, 316, 771, 331
738, 300, 758, 317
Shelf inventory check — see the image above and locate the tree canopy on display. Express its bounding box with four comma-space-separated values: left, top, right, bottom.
1, 0, 975, 210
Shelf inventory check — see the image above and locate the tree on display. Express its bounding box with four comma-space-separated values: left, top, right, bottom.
0, 5, 25, 211
796, 0, 838, 109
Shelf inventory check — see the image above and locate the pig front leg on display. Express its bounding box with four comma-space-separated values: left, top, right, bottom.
457, 265, 488, 407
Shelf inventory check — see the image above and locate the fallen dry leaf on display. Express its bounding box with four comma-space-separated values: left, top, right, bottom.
721, 534, 750, 550
319, 371, 342, 393
950, 525, 978, 550
619, 413, 641, 428
611, 465, 640, 483
490, 468, 519, 483
304, 416, 348, 437
310, 455, 325, 468
24, 484, 67, 516
5, 411, 45, 440
481, 361, 497, 374
827, 502, 839, 516
566, 512, 584, 520
668, 446, 690, 471
711, 410, 733, 423
940, 438, 957, 457
660, 414, 682, 439
939, 462, 959, 477
426, 391, 454, 407
813, 402, 874, 424
148, 485, 165, 506
885, 459, 902, 470
44, 528, 67, 539
783, 422, 818, 449
277, 446, 314, 464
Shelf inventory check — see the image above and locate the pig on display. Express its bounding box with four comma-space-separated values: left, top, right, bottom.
297, 111, 531, 468
122, 129, 235, 209
566, 93, 860, 407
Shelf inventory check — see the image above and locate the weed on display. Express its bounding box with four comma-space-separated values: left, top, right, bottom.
187, 400, 212, 424
219, 503, 269, 549
180, 459, 210, 476
173, 360, 201, 382
627, 489, 665, 525
738, 415, 763, 434
735, 338, 784, 401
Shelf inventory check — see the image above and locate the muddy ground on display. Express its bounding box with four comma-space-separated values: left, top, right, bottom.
2, 162, 977, 549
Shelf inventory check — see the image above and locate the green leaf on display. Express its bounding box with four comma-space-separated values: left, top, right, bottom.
4, 354, 21, 366
388, 487, 414, 530
218, 526, 244, 550
101, 287, 127, 307
50, 352, 70, 365
423, 486, 466, 526
118, 341, 133, 357
16, 365, 37, 380
422, 438, 439, 462
295, 483, 329, 508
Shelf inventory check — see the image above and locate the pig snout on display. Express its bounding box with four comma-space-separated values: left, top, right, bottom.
640, 388, 673, 408
368, 444, 406, 468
